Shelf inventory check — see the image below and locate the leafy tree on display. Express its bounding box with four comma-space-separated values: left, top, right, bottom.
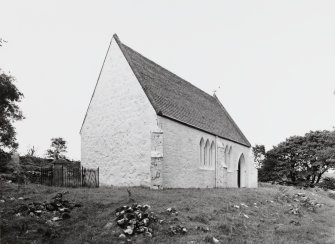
257, 130, 335, 187
252, 144, 266, 168
318, 177, 335, 190
0, 71, 24, 150
0, 149, 11, 172
46, 137, 68, 160
258, 156, 283, 182
0, 38, 24, 152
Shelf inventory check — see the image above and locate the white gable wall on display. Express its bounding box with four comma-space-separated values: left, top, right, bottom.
158, 116, 257, 188
81, 38, 159, 186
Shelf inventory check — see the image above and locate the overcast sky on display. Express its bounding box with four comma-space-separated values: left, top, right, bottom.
1, 0, 334, 160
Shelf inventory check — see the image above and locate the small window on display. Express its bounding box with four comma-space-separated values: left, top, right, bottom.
210, 142, 215, 167
204, 140, 210, 166
200, 138, 204, 166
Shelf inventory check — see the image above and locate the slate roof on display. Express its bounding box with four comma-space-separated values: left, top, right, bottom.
113, 34, 251, 147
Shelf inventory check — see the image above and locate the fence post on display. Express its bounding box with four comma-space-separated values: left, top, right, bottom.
51, 168, 53, 186
97, 167, 99, 188
78, 167, 80, 187
81, 166, 83, 187
61, 165, 64, 187
50, 168, 52, 186
64, 167, 66, 187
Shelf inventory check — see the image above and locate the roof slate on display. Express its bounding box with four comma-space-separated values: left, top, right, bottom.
114, 34, 251, 147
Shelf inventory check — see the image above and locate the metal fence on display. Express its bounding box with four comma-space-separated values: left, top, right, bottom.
40, 166, 99, 188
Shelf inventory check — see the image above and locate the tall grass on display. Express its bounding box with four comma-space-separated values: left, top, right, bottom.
0, 181, 334, 243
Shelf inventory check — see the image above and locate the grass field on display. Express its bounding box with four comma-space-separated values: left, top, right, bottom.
0, 180, 335, 244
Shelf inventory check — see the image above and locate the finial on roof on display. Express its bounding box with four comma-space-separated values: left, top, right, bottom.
213, 86, 221, 97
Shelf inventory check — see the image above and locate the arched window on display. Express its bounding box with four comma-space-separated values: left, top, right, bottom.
204, 140, 210, 166
200, 138, 204, 166
210, 142, 215, 167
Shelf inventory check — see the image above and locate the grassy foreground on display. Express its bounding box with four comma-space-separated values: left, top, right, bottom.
0, 180, 334, 244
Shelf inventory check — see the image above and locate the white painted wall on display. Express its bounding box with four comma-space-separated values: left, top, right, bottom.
159, 116, 257, 188
81, 37, 159, 186
81, 37, 257, 188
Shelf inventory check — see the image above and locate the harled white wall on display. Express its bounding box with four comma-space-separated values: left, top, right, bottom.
81, 37, 159, 186
159, 116, 257, 188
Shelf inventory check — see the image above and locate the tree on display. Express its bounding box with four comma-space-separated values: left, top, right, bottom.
257, 130, 335, 186
26, 145, 36, 157
46, 138, 67, 160
253, 144, 282, 182
0, 38, 24, 152
0, 71, 24, 151
252, 144, 266, 169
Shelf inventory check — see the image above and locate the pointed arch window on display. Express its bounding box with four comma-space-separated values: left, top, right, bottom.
200, 138, 204, 166
210, 142, 215, 167
204, 140, 210, 166
200, 138, 215, 170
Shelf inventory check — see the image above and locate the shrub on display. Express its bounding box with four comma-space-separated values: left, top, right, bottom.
317, 177, 335, 191
0, 149, 11, 173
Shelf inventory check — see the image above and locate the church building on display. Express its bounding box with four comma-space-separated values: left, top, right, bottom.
80, 34, 258, 189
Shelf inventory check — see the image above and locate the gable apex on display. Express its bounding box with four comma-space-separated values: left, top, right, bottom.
80, 35, 150, 134
113, 33, 120, 42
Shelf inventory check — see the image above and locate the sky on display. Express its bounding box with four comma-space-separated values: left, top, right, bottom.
0, 0, 334, 160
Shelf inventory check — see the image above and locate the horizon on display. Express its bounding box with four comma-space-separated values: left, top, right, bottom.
1, 0, 334, 160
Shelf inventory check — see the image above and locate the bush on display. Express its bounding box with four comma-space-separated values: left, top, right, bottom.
317, 177, 335, 191
19, 156, 53, 170
0, 149, 11, 173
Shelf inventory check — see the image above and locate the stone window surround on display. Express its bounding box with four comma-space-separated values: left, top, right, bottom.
199, 141, 236, 172
199, 137, 215, 170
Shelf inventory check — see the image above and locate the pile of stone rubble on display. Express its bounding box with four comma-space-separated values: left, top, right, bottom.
14, 192, 82, 222
288, 192, 322, 215
114, 204, 189, 239
168, 224, 187, 235
115, 203, 159, 238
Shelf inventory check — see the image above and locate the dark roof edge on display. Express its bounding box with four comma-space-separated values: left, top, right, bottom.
158, 114, 251, 148
113, 34, 161, 115
79, 37, 113, 134
213, 94, 251, 147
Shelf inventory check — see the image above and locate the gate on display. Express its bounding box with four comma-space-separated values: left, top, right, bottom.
39, 166, 99, 188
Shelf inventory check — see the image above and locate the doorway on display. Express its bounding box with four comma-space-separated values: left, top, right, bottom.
237, 154, 246, 188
